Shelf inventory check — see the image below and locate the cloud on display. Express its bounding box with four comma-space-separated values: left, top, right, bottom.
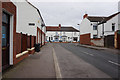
28, 0, 119, 2
28, 1, 118, 29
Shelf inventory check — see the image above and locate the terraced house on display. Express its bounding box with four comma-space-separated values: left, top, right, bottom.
46, 24, 79, 42
0, 0, 46, 75
80, 12, 120, 49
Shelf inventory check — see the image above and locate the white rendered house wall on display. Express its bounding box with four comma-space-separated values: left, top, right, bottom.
12, 0, 42, 36
46, 31, 79, 42
80, 18, 93, 38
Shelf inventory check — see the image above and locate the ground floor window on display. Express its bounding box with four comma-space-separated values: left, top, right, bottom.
73, 37, 78, 42
93, 35, 98, 39
54, 37, 59, 42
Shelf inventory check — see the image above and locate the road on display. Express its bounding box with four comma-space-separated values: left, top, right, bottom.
2, 43, 119, 79
53, 43, 119, 78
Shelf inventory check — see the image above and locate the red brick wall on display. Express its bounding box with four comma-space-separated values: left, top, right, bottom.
2, 2, 16, 64
27, 36, 31, 48
37, 27, 41, 44
0, 1, 2, 73
31, 36, 35, 47
80, 33, 91, 45
16, 33, 21, 54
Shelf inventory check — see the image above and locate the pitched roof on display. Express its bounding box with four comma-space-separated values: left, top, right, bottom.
61, 27, 79, 32
46, 26, 79, 32
87, 16, 107, 22
87, 12, 120, 25
46, 26, 60, 31
26, 0, 45, 25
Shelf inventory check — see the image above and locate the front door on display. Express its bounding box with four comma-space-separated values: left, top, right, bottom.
2, 12, 10, 70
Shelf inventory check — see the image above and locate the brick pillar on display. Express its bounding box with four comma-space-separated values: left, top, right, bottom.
0, 1, 2, 77
115, 31, 117, 48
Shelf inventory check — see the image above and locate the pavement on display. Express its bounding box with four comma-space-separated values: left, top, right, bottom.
2, 43, 116, 79
2, 44, 56, 78
75, 43, 120, 54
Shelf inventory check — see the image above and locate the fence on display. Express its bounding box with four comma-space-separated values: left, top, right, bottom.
16, 32, 36, 54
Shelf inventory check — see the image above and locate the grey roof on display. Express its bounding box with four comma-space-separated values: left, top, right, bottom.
54, 35, 59, 37
87, 16, 107, 22
60, 27, 79, 32
87, 12, 120, 25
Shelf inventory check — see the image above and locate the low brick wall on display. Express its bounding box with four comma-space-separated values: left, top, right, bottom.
91, 38, 104, 47
80, 33, 91, 45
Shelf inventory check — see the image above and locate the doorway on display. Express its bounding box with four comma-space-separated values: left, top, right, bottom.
2, 12, 10, 70
73, 37, 78, 42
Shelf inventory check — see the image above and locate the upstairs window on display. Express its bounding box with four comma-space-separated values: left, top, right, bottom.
74, 32, 76, 35
112, 23, 115, 31
29, 23, 35, 26
93, 25, 97, 30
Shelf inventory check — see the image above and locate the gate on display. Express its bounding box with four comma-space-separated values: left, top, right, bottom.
104, 35, 114, 48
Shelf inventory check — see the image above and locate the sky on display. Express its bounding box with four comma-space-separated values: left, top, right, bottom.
27, 0, 120, 29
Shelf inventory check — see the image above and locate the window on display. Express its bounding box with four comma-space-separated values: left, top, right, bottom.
74, 32, 76, 35
93, 25, 97, 30
55, 37, 59, 41
73, 37, 78, 42
112, 23, 115, 31
2, 26, 7, 47
46, 36, 48, 41
56, 32, 58, 35
29, 23, 35, 26
2, 12, 9, 24
93, 35, 98, 39
68, 37, 70, 39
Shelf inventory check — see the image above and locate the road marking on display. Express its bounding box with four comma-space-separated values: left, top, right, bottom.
108, 60, 120, 66
82, 51, 94, 56
52, 47, 62, 79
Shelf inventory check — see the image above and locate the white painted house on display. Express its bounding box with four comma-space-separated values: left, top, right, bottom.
12, 0, 46, 41
46, 24, 79, 42
80, 12, 120, 39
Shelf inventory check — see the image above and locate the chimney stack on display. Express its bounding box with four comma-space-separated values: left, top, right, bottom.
83, 14, 88, 19
59, 24, 61, 28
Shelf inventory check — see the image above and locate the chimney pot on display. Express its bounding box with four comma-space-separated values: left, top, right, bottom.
83, 14, 88, 19
59, 24, 61, 28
